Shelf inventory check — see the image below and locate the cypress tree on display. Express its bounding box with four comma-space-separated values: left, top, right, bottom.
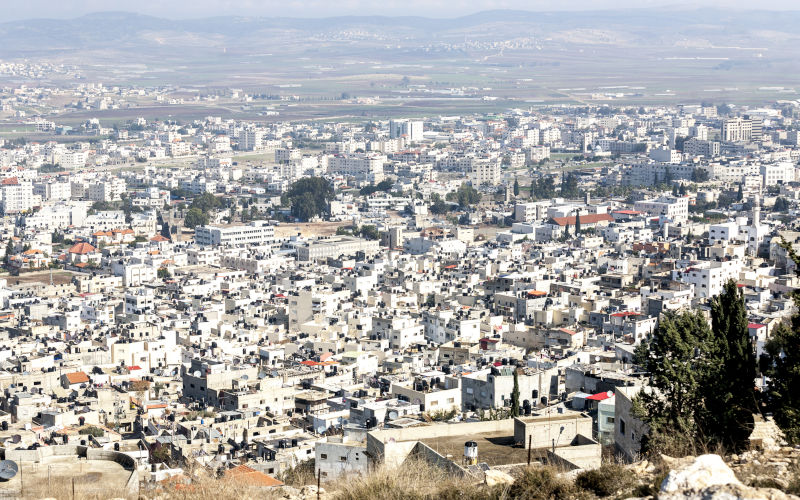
510, 370, 520, 418
760, 240, 800, 443
703, 279, 758, 451
634, 310, 716, 455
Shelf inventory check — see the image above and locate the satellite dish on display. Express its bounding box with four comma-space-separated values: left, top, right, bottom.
10, 435, 21, 444
241, 375, 249, 381
388, 411, 399, 420
316, 426, 327, 434
193, 371, 202, 377
0, 460, 19, 481
258, 371, 267, 379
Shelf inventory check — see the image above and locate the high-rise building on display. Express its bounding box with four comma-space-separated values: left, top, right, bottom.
240, 129, 264, 151
389, 119, 424, 142
721, 117, 762, 142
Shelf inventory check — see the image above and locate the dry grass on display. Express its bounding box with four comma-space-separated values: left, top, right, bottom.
17, 458, 678, 500
333, 459, 492, 500
19, 481, 137, 500
144, 475, 286, 500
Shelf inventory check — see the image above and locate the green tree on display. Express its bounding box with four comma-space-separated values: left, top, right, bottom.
531, 176, 556, 200
634, 310, 716, 456
4, 239, 14, 266
448, 183, 481, 208
760, 240, 800, 443
430, 193, 449, 215
513, 178, 520, 197
560, 173, 580, 198
157, 267, 171, 279
191, 192, 222, 213
574, 212, 581, 235
282, 177, 334, 221
692, 169, 710, 183
510, 370, 520, 418
703, 279, 757, 450
184, 207, 209, 229
774, 197, 789, 212
664, 167, 674, 185
737, 183, 744, 201
376, 179, 393, 192
358, 225, 380, 241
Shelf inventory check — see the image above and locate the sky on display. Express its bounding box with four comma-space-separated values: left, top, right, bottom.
4, 0, 800, 21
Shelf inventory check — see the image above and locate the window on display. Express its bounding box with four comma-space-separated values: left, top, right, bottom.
607, 417, 615, 424
619, 419, 626, 436
340, 456, 346, 462
632, 432, 636, 442
320, 454, 328, 460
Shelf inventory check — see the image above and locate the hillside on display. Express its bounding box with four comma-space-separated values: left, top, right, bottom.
2, 8, 800, 94
123, 448, 800, 500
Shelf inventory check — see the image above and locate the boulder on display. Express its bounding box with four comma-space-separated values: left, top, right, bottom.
660, 454, 799, 500
662, 482, 795, 500
484, 469, 514, 487
660, 454, 741, 494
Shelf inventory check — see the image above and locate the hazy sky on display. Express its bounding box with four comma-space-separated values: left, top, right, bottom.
4, 0, 800, 21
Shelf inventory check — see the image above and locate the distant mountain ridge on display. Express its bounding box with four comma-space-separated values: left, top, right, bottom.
2, 8, 800, 55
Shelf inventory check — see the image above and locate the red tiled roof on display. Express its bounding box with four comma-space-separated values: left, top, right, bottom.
65, 372, 89, 384
552, 213, 614, 227
225, 465, 283, 487
68, 242, 96, 254
748, 323, 766, 329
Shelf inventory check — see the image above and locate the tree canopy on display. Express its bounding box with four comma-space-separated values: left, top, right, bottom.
282, 177, 334, 222
184, 207, 209, 229
760, 240, 800, 443
446, 183, 481, 208
634, 280, 757, 455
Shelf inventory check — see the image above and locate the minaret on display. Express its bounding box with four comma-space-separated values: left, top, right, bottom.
748, 194, 762, 257
752, 195, 761, 228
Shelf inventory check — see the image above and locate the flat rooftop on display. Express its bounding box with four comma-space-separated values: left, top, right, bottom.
2, 456, 132, 498
419, 430, 532, 467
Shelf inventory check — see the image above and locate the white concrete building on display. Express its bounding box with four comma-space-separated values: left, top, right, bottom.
194, 221, 275, 247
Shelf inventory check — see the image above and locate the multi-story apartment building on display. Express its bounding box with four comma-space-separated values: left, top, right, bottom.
194, 221, 275, 246
389, 119, 423, 142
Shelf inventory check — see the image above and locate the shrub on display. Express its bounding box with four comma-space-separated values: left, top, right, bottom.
78, 425, 104, 437
506, 466, 590, 500
281, 458, 316, 487
575, 463, 636, 497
